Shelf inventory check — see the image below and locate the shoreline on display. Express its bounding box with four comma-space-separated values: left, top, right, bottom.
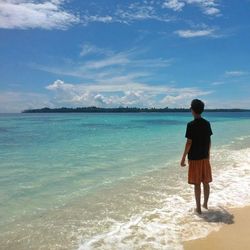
183, 206, 250, 250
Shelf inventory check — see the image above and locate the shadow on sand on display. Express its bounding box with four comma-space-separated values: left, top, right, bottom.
199, 206, 234, 224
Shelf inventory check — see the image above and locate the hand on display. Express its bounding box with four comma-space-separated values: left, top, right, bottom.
180, 158, 186, 167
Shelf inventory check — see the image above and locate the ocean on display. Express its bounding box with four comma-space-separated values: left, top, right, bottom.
0, 112, 250, 250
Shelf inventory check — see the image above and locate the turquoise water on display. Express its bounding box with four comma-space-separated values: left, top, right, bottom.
1, 112, 250, 249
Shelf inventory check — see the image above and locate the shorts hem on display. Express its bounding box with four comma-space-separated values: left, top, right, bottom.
188, 180, 212, 185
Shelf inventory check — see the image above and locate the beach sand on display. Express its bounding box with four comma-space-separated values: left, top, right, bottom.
184, 206, 250, 250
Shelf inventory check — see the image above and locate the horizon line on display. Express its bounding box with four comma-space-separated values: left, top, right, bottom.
19, 106, 250, 114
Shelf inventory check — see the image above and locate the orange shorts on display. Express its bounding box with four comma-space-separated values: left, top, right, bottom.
188, 158, 212, 185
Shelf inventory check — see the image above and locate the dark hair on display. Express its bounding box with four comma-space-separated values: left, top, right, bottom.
191, 99, 205, 114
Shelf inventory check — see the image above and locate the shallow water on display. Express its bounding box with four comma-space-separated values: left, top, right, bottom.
0, 112, 250, 249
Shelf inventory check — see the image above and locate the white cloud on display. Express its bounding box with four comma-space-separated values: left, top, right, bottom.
115, 2, 172, 23
44, 79, 212, 108
203, 7, 220, 15
79, 0, 221, 28
81, 0, 221, 27
29, 46, 179, 109
0, 0, 79, 29
82, 15, 113, 25
175, 28, 215, 38
4, 42, 213, 111
46, 79, 73, 90
162, 0, 185, 11
160, 88, 211, 105
46, 79, 168, 94
0, 0, 222, 30
225, 71, 249, 77
81, 2, 174, 26
163, 0, 220, 16
185, 0, 220, 15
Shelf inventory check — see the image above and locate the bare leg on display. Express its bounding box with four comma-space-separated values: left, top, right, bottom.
203, 183, 210, 209
194, 184, 201, 214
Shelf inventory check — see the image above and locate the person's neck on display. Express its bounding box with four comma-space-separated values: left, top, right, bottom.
194, 114, 201, 119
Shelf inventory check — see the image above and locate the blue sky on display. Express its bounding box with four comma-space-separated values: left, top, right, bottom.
0, 0, 250, 112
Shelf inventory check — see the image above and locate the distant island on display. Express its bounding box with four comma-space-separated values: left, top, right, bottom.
22, 107, 250, 113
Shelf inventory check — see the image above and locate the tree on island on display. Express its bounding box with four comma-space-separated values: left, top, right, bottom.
22, 106, 250, 113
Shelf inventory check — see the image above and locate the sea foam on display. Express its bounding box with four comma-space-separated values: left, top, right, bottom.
78, 147, 250, 250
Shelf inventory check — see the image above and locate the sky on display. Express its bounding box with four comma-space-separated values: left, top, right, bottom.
0, 0, 250, 112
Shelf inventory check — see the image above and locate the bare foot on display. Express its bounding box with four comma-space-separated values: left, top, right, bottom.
203, 204, 208, 209
195, 208, 202, 214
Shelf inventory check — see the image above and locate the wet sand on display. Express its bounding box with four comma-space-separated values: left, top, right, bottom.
184, 206, 250, 250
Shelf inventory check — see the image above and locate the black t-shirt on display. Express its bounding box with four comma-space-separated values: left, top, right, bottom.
185, 117, 213, 160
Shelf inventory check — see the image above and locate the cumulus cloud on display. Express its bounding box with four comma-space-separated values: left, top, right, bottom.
45, 79, 212, 108
46, 79, 73, 90
160, 88, 211, 105
31, 46, 190, 108
0, 0, 79, 29
175, 28, 215, 38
